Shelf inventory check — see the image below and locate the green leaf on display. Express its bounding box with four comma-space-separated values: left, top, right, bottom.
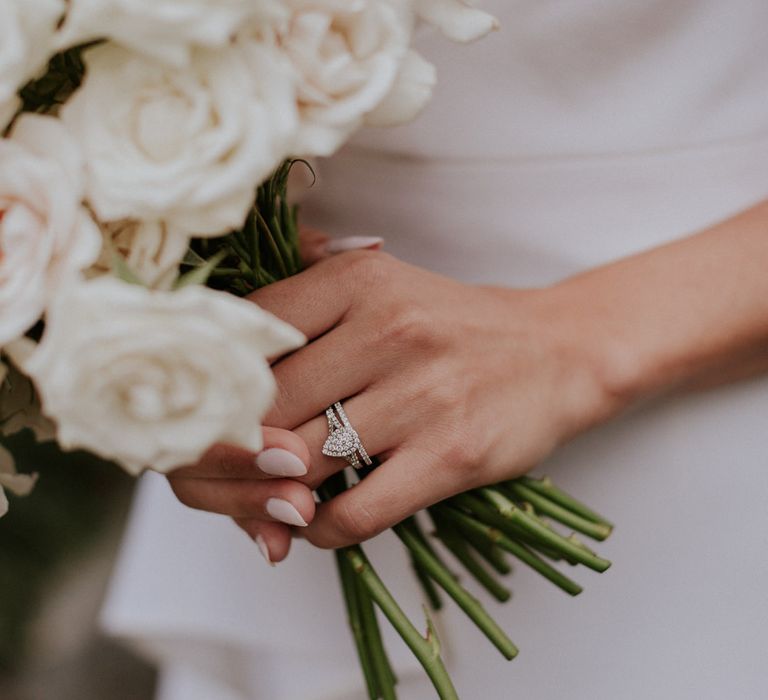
111, 252, 145, 287
173, 250, 228, 290
181, 247, 208, 267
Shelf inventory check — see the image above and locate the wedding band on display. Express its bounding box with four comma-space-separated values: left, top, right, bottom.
322, 402, 372, 469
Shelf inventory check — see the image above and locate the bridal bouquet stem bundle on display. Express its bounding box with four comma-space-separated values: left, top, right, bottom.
0, 2, 613, 697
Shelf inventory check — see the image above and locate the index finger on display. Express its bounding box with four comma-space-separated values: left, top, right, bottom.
247, 249, 387, 341
170, 427, 311, 480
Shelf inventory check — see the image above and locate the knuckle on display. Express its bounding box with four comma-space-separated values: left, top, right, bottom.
333, 498, 381, 545
384, 305, 431, 347
201, 445, 242, 478
246, 487, 268, 515
421, 425, 476, 481
429, 378, 462, 413
408, 371, 464, 417
267, 380, 295, 429
443, 429, 486, 489
215, 460, 242, 479
345, 249, 393, 284
440, 434, 474, 472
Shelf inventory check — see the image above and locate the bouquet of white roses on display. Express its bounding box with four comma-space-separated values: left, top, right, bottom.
0, 2, 614, 697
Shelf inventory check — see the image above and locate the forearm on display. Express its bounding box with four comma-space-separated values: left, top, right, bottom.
550, 199, 768, 413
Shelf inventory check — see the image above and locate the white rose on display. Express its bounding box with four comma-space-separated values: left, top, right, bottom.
89, 220, 190, 290
61, 44, 298, 236
0, 0, 64, 129
57, 0, 286, 66
415, 0, 498, 43
11, 278, 305, 475
272, 0, 414, 156
0, 114, 101, 347
365, 49, 437, 127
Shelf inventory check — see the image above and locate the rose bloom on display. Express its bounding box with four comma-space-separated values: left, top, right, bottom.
57, 0, 286, 66
0, 0, 63, 129
364, 48, 437, 127
11, 278, 305, 475
0, 114, 101, 347
61, 43, 298, 236
415, 0, 499, 42
266, 0, 415, 156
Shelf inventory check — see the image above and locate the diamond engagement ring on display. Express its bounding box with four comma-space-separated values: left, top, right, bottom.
322, 402, 372, 469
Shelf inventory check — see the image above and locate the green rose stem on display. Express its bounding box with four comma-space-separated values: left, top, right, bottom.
503, 481, 613, 541
255, 209, 290, 280
432, 522, 511, 603
438, 505, 584, 596
452, 489, 610, 572
457, 491, 612, 573
412, 560, 444, 612
394, 521, 519, 661
515, 476, 614, 529
516, 503, 597, 565
241, 212, 263, 287
345, 546, 460, 700
226, 235, 253, 269
403, 517, 444, 611
356, 574, 398, 695
321, 476, 457, 700
442, 515, 512, 576
336, 549, 383, 700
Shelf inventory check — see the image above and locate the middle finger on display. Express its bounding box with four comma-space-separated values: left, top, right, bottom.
171, 427, 310, 480
267, 320, 387, 429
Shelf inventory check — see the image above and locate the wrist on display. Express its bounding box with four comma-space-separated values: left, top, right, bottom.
544, 199, 768, 411
533, 278, 653, 434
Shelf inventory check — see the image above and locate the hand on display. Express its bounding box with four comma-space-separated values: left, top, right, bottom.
166, 233, 385, 564
176, 198, 768, 558
251, 250, 619, 549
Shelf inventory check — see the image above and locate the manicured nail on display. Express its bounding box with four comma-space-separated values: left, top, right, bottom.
326, 236, 384, 253
255, 534, 275, 567
266, 498, 308, 527
256, 448, 308, 477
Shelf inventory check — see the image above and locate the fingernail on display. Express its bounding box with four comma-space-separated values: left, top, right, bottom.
256, 448, 308, 477
326, 236, 384, 253
266, 498, 308, 527
255, 534, 275, 567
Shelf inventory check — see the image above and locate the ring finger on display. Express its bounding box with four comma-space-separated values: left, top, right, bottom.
293, 382, 415, 490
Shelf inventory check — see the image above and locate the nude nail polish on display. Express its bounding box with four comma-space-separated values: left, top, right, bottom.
255, 535, 275, 567
256, 448, 308, 477
266, 498, 308, 527
326, 236, 384, 253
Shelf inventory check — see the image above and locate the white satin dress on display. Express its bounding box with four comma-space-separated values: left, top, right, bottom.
101, 3, 768, 698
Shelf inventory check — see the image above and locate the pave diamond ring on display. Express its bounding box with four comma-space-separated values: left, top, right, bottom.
322, 402, 372, 469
